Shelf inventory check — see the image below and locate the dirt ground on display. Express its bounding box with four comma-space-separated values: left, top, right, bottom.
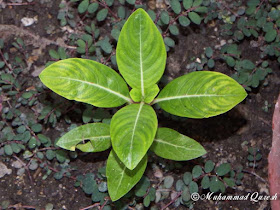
0, 1, 279, 210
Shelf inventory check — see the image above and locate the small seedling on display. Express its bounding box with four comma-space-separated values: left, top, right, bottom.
39, 9, 247, 201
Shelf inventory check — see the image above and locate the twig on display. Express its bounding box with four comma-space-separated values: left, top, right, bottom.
79, 203, 100, 210
6, 2, 35, 6
0, 48, 13, 71
161, 191, 182, 210
243, 169, 268, 185
99, 198, 109, 210
13, 155, 34, 186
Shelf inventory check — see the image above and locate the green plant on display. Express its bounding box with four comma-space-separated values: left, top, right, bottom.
39, 8, 247, 201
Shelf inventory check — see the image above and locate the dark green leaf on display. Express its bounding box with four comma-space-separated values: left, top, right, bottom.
204, 160, 215, 173
78, 0, 89, 14
216, 163, 231, 176
183, 172, 192, 185
88, 3, 99, 14
171, 0, 181, 14
192, 165, 202, 179
164, 176, 174, 188
178, 16, 190, 27
97, 9, 108, 21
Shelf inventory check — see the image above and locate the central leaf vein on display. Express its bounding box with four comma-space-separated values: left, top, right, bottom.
129, 103, 144, 166
43, 76, 131, 102
139, 13, 144, 99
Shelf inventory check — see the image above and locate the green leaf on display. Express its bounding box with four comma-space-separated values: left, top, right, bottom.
106, 150, 147, 201
49, 49, 60, 60
111, 103, 157, 170
216, 163, 231, 176
151, 128, 206, 160
192, 165, 203, 178
201, 176, 210, 189
116, 9, 166, 99
160, 11, 170, 25
207, 59, 215, 68
265, 29, 277, 42
56, 123, 111, 152
4, 144, 13, 155
188, 12, 201, 25
39, 58, 131, 108
193, 0, 202, 7
183, 172, 192, 185
179, 16, 190, 27
169, 25, 179, 35
171, 0, 181, 14
183, 0, 193, 9
225, 56, 235, 67
164, 37, 175, 47
204, 160, 215, 173
97, 9, 108, 21
117, 6, 126, 19
78, 0, 89, 13
164, 176, 174, 188
155, 71, 247, 118
240, 59, 255, 70
88, 2, 99, 14
130, 84, 159, 103
205, 47, 213, 58
189, 181, 198, 193
126, 0, 135, 5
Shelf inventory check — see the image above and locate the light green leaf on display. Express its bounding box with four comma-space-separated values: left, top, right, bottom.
150, 128, 206, 160
39, 58, 131, 108
106, 150, 147, 201
130, 84, 159, 103
154, 71, 247, 118
116, 9, 166, 99
111, 103, 157, 170
56, 123, 111, 152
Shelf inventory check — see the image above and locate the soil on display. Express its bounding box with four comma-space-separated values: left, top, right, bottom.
0, 1, 279, 210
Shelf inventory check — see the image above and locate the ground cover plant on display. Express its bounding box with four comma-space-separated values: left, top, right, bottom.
39, 8, 247, 201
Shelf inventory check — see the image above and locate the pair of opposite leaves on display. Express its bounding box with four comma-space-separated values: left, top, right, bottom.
39, 9, 247, 176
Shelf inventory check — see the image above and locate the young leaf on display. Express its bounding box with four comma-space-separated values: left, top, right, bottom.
39, 58, 131, 108
116, 9, 166, 99
130, 84, 159, 103
56, 123, 111, 151
150, 127, 206, 161
110, 103, 157, 170
154, 71, 247, 118
106, 150, 147, 201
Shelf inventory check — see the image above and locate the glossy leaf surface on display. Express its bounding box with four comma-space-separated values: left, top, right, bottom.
56, 123, 111, 152
116, 9, 166, 99
150, 128, 206, 160
39, 58, 131, 108
106, 150, 147, 201
110, 103, 157, 170
154, 71, 247, 118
